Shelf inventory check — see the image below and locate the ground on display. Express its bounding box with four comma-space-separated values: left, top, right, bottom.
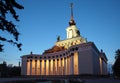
83, 78, 120, 83
0, 77, 120, 83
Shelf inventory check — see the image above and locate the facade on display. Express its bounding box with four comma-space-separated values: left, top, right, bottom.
21, 4, 108, 76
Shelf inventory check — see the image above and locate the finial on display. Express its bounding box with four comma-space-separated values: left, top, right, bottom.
70, 3, 74, 20
69, 3, 76, 26
57, 36, 60, 42
101, 49, 103, 53
30, 51, 33, 55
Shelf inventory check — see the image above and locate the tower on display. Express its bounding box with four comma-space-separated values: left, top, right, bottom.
55, 3, 87, 49
66, 3, 80, 39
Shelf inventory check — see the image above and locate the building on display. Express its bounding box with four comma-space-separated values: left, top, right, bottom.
21, 4, 108, 76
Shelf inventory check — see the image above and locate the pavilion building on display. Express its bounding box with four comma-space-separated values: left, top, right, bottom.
21, 4, 108, 76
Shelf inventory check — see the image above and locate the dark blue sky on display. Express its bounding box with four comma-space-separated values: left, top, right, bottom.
0, 0, 120, 66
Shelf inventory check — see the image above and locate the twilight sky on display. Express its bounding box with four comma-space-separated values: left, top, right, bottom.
0, 0, 120, 66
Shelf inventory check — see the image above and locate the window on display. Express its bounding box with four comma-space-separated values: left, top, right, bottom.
71, 53, 74, 56
72, 48, 74, 51
75, 47, 78, 50
66, 52, 68, 55
44, 56, 46, 59
60, 54, 62, 57
39, 57, 42, 59
52, 56, 54, 58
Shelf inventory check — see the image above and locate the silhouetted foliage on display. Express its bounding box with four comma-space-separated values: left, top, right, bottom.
8, 66, 21, 76
0, 61, 21, 77
0, 0, 24, 52
113, 49, 120, 78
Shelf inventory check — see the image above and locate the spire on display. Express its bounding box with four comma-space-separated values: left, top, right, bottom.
69, 3, 76, 26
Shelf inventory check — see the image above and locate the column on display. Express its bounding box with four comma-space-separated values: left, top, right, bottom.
99, 57, 102, 75
51, 59, 54, 75
26, 60, 30, 75
59, 58, 61, 75
55, 59, 57, 75
61, 58, 63, 75
67, 56, 70, 75
30, 60, 32, 75
50, 59, 53, 75
32, 60, 35, 75
36, 60, 40, 75
47, 60, 50, 75
57, 59, 59, 75
74, 52, 78, 74
44, 60, 46, 75
64, 57, 66, 75
62, 58, 64, 75
66, 56, 70, 75
53, 59, 55, 75
35, 60, 37, 75
40, 60, 42, 75
70, 55, 74, 75
49, 60, 51, 75
46, 60, 49, 75
42, 60, 44, 75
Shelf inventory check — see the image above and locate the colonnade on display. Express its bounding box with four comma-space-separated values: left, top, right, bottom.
26, 52, 78, 75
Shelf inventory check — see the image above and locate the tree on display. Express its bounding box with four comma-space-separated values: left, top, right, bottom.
112, 49, 120, 78
0, 0, 24, 52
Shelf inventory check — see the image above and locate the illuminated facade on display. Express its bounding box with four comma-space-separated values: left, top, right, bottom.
21, 4, 108, 76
